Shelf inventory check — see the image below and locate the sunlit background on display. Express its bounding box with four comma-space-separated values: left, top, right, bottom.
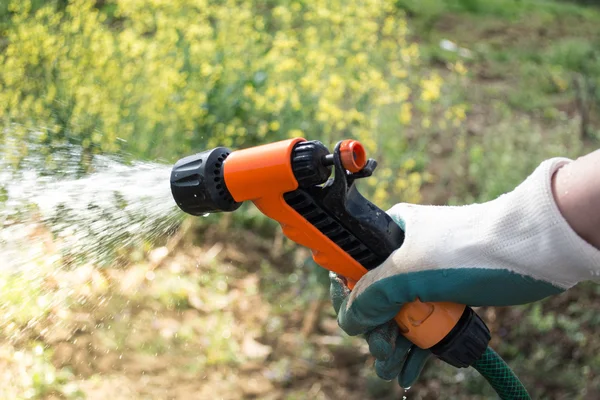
1, 0, 599, 399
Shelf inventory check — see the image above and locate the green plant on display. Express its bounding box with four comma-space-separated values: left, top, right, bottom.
0, 0, 465, 208
544, 39, 600, 138
450, 113, 583, 204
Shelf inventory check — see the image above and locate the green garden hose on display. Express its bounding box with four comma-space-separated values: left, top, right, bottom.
472, 347, 530, 400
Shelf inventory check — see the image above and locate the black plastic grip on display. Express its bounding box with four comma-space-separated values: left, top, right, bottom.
285, 140, 404, 269
284, 189, 382, 269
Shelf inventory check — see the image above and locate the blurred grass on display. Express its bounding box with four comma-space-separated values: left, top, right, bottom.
0, 0, 599, 399
402, 0, 600, 141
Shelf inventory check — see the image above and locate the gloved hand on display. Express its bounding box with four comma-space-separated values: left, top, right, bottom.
330, 157, 600, 387
330, 272, 432, 388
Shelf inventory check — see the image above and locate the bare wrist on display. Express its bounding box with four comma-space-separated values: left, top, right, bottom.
551, 154, 600, 250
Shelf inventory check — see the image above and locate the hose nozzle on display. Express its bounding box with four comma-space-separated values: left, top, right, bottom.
170, 147, 242, 215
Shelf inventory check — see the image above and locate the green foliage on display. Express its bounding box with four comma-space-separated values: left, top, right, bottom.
396, 0, 597, 20
0, 273, 47, 325
561, 0, 600, 5
0, 343, 84, 399
393, 0, 447, 36
0, 0, 467, 207
541, 40, 600, 138
410, 0, 600, 142
545, 39, 600, 74
0, 0, 66, 29
452, 114, 583, 204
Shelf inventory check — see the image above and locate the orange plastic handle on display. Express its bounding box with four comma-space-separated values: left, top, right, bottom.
223, 138, 465, 349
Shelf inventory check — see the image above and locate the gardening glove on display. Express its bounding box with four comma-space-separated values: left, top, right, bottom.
331, 157, 600, 387
330, 272, 432, 388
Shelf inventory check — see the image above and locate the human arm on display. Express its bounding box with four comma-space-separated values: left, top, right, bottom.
552, 149, 600, 250
330, 150, 600, 387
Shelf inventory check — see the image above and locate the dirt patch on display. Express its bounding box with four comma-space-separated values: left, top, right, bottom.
2, 220, 598, 399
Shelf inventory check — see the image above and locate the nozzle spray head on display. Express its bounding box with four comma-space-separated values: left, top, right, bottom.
170, 147, 242, 215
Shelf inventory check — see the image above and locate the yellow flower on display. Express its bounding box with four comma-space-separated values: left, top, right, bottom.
453, 61, 467, 76
399, 103, 412, 125
420, 74, 443, 102
452, 104, 467, 121
243, 84, 255, 98
402, 158, 416, 171
395, 178, 408, 191
408, 172, 421, 185
269, 121, 281, 131
258, 122, 269, 137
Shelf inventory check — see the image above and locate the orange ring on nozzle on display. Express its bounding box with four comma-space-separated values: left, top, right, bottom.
340, 140, 367, 173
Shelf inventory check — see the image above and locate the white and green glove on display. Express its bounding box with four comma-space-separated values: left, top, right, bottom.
330, 157, 600, 387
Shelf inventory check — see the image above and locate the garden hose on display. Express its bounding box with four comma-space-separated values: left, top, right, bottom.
170, 138, 530, 398
473, 347, 530, 399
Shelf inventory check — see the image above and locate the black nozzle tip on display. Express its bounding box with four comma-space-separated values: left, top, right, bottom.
170, 147, 242, 215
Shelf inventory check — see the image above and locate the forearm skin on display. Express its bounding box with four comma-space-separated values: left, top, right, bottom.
552, 149, 600, 250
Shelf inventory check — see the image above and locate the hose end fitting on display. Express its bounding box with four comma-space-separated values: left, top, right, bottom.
430, 306, 491, 368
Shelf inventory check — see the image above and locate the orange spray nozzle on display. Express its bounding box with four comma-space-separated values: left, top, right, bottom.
171, 138, 490, 365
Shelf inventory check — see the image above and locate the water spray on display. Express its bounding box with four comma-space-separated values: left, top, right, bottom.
170, 138, 530, 399
0, 146, 181, 271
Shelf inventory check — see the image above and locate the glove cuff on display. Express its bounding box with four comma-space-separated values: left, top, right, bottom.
507, 157, 600, 287
386, 158, 600, 289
